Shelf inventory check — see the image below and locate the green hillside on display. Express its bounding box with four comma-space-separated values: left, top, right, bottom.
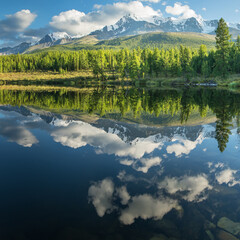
29, 32, 216, 53
97, 32, 216, 49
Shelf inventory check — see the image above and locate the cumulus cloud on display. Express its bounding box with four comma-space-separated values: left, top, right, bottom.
88, 178, 181, 225
166, 139, 198, 157
141, 0, 161, 3
88, 179, 115, 217
22, 27, 52, 42
51, 120, 163, 159
116, 186, 131, 205
166, 126, 214, 157
166, 136, 202, 157
120, 157, 162, 173
165, 2, 201, 20
216, 169, 240, 187
88, 180, 131, 217
119, 194, 180, 225
158, 175, 212, 202
0, 9, 37, 43
50, 1, 161, 36
0, 111, 39, 147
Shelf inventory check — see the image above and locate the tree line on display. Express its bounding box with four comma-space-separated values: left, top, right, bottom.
0, 87, 239, 152
0, 18, 236, 79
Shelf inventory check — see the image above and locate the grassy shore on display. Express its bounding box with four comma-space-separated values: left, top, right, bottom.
0, 71, 95, 81
0, 71, 240, 88
136, 74, 240, 88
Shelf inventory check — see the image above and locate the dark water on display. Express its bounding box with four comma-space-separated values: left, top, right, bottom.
0, 87, 240, 240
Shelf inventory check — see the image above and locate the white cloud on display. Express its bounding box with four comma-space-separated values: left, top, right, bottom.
119, 194, 180, 225
166, 139, 197, 157
202, 8, 207, 11
165, 2, 201, 20
50, 1, 161, 36
88, 179, 181, 225
216, 169, 240, 187
166, 125, 214, 157
141, 0, 161, 3
0, 10, 37, 41
51, 120, 163, 159
0, 111, 39, 147
88, 179, 115, 217
158, 175, 212, 202
120, 157, 162, 173
166, 136, 202, 157
116, 186, 131, 205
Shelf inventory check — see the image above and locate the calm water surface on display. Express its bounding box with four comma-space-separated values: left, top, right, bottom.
0, 87, 239, 240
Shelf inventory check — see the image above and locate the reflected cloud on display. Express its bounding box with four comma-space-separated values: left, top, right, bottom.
166, 125, 215, 157
116, 186, 131, 205
216, 169, 240, 187
119, 194, 180, 225
88, 179, 115, 217
120, 157, 162, 173
158, 175, 212, 202
207, 162, 240, 187
0, 111, 38, 147
167, 137, 200, 157
89, 178, 181, 225
51, 120, 164, 159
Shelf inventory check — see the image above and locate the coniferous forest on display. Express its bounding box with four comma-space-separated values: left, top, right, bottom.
0, 87, 239, 152
0, 18, 238, 80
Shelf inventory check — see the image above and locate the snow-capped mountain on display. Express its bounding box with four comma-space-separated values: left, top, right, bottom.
2, 105, 218, 159
90, 14, 161, 40
90, 14, 238, 40
36, 32, 72, 46
0, 32, 72, 55
1, 15, 240, 55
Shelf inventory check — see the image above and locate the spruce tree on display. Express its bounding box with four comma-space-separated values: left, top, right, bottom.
237, 35, 240, 50
215, 18, 231, 77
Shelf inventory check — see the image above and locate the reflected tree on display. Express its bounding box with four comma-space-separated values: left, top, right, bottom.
0, 87, 239, 154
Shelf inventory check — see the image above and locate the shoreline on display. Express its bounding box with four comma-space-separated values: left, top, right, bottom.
0, 71, 240, 89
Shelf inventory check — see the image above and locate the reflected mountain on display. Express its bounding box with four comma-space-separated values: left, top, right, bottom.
0, 87, 239, 240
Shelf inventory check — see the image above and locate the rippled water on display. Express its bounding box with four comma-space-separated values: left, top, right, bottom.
0, 87, 239, 240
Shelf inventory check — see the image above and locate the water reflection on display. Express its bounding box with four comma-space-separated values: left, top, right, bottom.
0, 87, 239, 239
0, 87, 239, 152
0, 110, 39, 147
88, 178, 181, 225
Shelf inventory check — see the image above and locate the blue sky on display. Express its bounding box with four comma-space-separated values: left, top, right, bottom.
0, 0, 240, 46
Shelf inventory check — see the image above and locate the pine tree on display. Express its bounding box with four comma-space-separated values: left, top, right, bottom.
201, 60, 210, 78
129, 49, 141, 80
215, 18, 231, 77
236, 35, 240, 51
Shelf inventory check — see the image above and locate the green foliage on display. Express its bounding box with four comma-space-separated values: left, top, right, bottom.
0, 87, 239, 152
1, 20, 240, 80
31, 32, 216, 53
215, 18, 232, 77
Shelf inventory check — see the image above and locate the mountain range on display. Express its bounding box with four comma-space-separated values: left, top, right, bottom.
0, 105, 216, 147
1, 14, 240, 55
90, 14, 220, 39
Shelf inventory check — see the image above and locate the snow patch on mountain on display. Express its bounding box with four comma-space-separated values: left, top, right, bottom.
48, 32, 71, 41
91, 14, 237, 40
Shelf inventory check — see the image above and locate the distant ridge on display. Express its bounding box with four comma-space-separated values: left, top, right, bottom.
29, 32, 216, 53
1, 14, 240, 54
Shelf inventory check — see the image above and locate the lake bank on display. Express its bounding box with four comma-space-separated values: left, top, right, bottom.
0, 71, 240, 89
